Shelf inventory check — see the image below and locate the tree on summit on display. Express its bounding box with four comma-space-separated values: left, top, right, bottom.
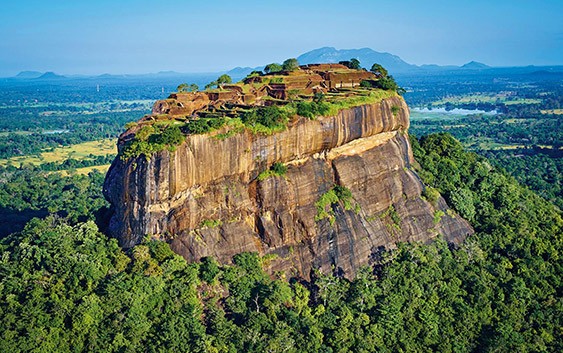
349, 58, 361, 69
264, 63, 282, 74
282, 58, 300, 72
217, 74, 232, 88
205, 74, 232, 90
339, 58, 361, 69
177, 83, 199, 92
370, 63, 388, 78
364, 63, 405, 94
247, 70, 263, 78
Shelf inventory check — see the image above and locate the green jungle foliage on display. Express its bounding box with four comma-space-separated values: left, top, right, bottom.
120, 124, 185, 160
0, 110, 142, 159
0, 133, 562, 352
29, 154, 115, 172
410, 115, 563, 148
296, 99, 331, 119
240, 105, 290, 134
339, 58, 361, 70
361, 77, 405, 94
282, 58, 300, 72
0, 167, 108, 237
410, 114, 563, 209
186, 117, 229, 135
264, 63, 283, 74
177, 83, 199, 92
484, 149, 562, 209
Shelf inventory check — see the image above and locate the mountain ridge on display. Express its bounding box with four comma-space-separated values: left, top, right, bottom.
10, 47, 563, 80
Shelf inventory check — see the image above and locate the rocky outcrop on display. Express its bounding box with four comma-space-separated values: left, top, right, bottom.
104, 95, 473, 279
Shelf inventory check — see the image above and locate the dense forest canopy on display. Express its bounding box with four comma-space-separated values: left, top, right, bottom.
1, 133, 561, 352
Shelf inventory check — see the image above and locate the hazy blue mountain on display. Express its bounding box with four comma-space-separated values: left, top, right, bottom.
36, 72, 66, 80
297, 47, 419, 73
227, 66, 263, 78
154, 71, 186, 77
15, 71, 43, 79
419, 64, 459, 71
461, 61, 490, 70
13, 47, 560, 82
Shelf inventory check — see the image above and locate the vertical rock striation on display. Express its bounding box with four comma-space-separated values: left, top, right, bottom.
104, 96, 472, 279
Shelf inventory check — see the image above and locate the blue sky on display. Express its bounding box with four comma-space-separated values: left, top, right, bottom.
0, 0, 561, 75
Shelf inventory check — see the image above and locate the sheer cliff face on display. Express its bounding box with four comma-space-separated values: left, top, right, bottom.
104, 96, 472, 278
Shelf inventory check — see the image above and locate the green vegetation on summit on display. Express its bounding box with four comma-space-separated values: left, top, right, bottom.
119, 62, 402, 160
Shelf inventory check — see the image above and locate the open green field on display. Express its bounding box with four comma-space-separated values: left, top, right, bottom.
0, 131, 33, 137
0, 139, 116, 167
541, 109, 563, 115
453, 136, 559, 151
0, 99, 154, 111
410, 110, 470, 120
58, 164, 112, 176
433, 93, 542, 106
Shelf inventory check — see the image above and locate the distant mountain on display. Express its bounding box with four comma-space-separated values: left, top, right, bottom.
154, 71, 186, 77
227, 66, 263, 78
297, 47, 419, 74
36, 72, 66, 80
225, 47, 421, 78
15, 71, 43, 79
16, 48, 557, 82
225, 47, 495, 77
97, 73, 119, 78
460, 61, 490, 70
419, 64, 459, 71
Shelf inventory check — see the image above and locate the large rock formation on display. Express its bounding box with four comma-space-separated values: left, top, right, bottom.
104, 93, 473, 279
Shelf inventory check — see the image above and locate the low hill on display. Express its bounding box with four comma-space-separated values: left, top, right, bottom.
460, 61, 490, 70
36, 71, 66, 80
15, 71, 43, 79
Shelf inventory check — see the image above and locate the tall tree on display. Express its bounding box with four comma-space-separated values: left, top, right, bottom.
216, 74, 232, 88
340, 59, 361, 69
177, 83, 199, 92
264, 63, 282, 74
370, 63, 388, 78
282, 58, 300, 72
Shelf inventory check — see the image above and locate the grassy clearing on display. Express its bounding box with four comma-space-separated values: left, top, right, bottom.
0, 139, 116, 167
463, 137, 558, 151
58, 164, 111, 176
503, 118, 534, 123
0, 131, 34, 137
541, 109, 563, 115
433, 94, 541, 106
410, 111, 467, 120
324, 89, 397, 116
504, 98, 542, 105
0, 100, 154, 111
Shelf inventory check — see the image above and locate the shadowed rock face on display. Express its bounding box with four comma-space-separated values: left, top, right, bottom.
104, 96, 473, 279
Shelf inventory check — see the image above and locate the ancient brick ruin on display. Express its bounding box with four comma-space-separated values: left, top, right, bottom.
151, 64, 376, 118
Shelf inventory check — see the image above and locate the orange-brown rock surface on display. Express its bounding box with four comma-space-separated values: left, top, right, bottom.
103, 94, 473, 279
